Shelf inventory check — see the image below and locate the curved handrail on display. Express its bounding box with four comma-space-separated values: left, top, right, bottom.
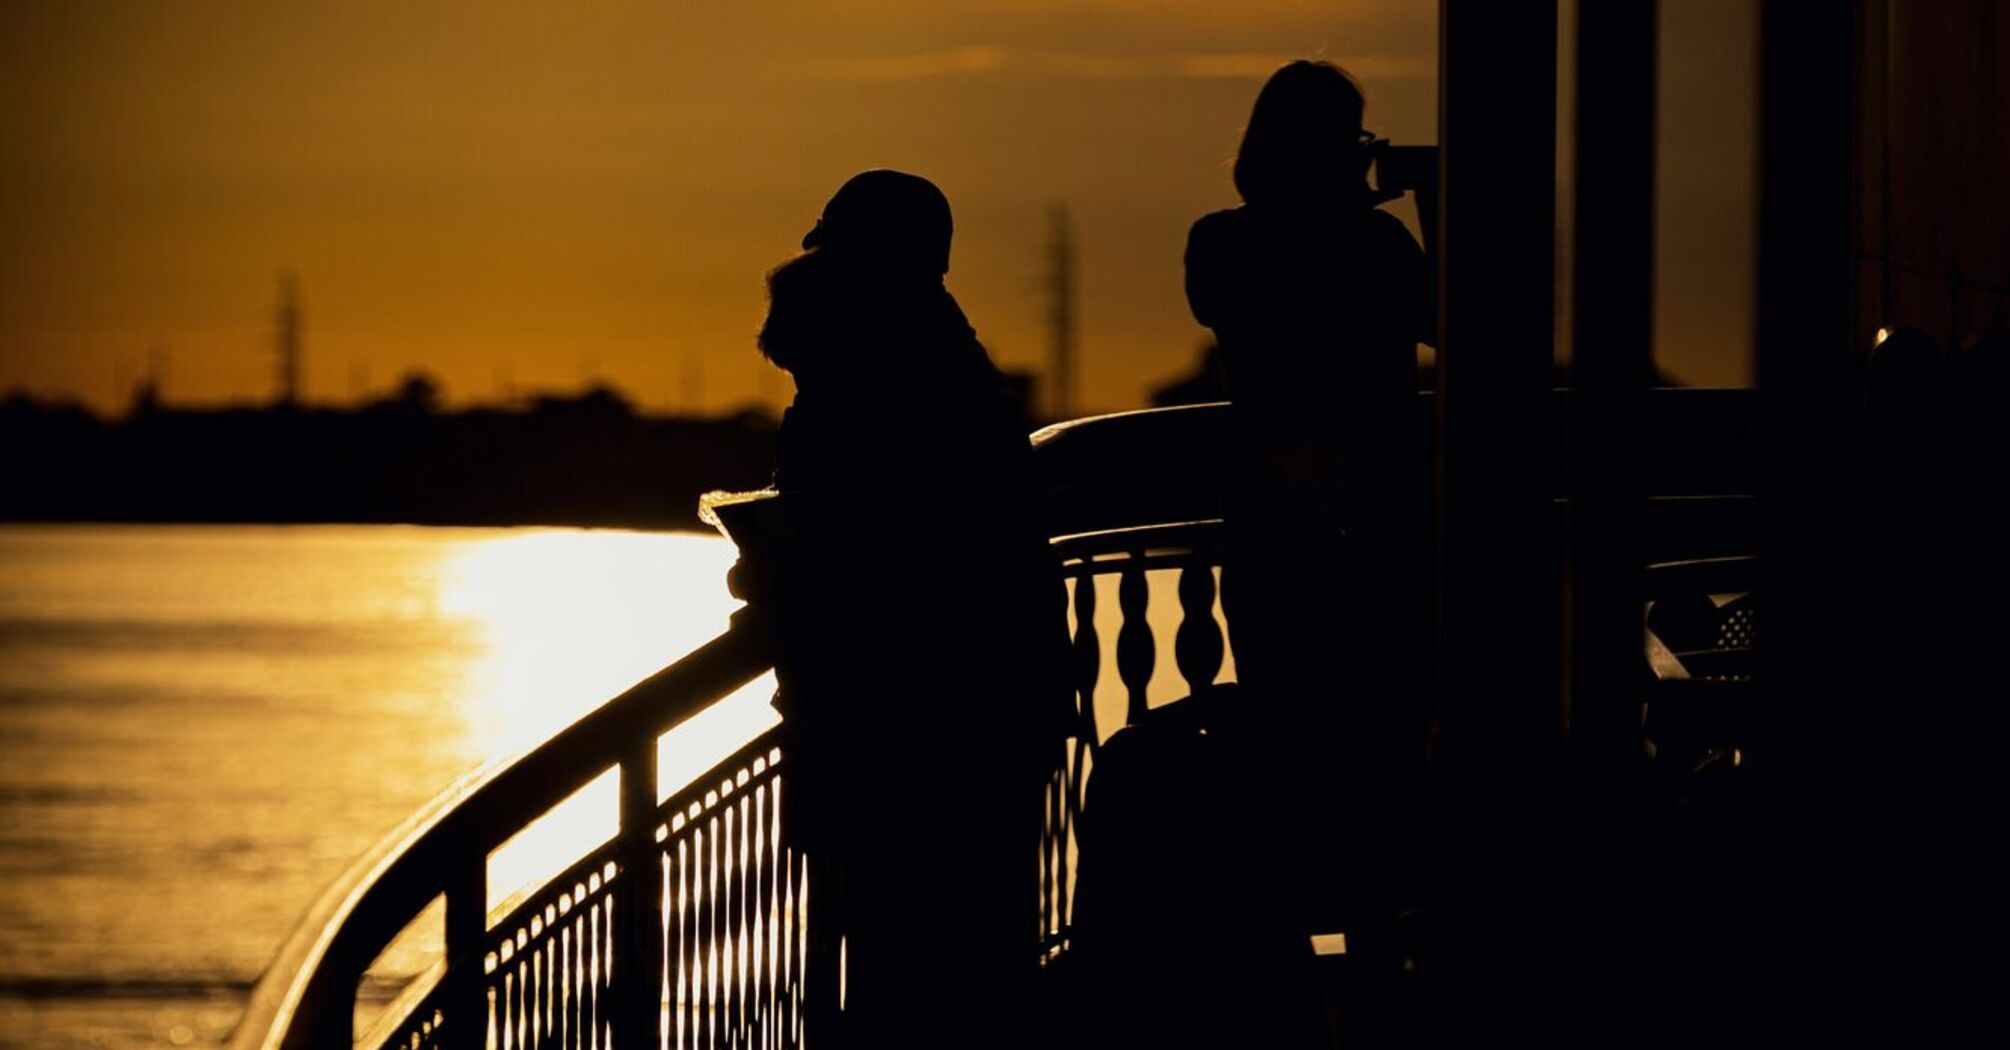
230, 623, 773, 1050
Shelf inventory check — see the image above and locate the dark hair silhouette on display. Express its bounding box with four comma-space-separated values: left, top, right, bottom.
1233, 60, 1374, 208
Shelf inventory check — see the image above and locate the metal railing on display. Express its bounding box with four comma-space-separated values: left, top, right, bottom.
1040, 519, 1232, 964
238, 394, 1759, 1050
230, 627, 783, 1050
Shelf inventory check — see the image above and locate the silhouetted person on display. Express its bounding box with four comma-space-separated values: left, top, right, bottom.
1183, 60, 1432, 1006
753, 170, 1067, 1048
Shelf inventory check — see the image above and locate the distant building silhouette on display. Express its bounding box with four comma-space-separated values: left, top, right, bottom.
1149, 341, 1228, 407
997, 367, 1041, 424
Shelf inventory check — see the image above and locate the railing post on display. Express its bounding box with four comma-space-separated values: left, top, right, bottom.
617, 742, 663, 1050
443, 854, 487, 1050
312, 965, 356, 1050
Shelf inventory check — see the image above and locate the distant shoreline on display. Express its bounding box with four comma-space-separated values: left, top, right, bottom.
1, 383, 779, 533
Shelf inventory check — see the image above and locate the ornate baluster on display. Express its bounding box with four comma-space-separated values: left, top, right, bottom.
1069, 573, 1101, 745
1116, 557, 1155, 726
1174, 561, 1225, 694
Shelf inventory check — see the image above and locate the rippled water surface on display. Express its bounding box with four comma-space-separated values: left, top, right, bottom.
0, 525, 768, 1049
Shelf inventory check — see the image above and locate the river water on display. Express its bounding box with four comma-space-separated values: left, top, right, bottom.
0, 525, 774, 1050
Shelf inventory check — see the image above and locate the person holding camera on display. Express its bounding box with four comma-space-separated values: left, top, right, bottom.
1183, 59, 1435, 999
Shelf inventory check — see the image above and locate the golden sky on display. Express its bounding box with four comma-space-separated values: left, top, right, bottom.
0, 1, 1749, 416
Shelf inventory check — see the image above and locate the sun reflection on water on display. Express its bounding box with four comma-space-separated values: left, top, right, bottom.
432, 529, 780, 918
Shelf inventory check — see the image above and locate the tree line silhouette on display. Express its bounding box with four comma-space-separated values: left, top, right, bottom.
0, 377, 779, 530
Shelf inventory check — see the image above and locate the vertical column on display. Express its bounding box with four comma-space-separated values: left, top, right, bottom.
1754, 0, 1867, 1040
1567, 0, 1655, 776
1566, 0, 1658, 1034
1433, 0, 1561, 1037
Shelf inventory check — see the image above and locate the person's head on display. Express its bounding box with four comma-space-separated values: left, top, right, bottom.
1233, 60, 1374, 208
801, 169, 954, 279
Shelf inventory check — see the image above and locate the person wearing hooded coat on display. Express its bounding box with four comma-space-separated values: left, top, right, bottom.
750, 170, 1068, 1046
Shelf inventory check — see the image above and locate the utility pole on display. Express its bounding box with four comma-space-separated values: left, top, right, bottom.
1046, 203, 1077, 421
274, 269, 303, 407
146, 341, 170, 399
682, 352, 704, 415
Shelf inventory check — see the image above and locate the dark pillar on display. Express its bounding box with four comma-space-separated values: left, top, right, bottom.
1565, 0, 1656, 1033
1754, 0, 1861, 1040
1567, 0, 1655, 783
1433, 0, 1561, 1036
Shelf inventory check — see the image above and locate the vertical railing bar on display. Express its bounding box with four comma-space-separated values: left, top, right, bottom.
526, 944, 540, 1050
506, 965, 520, 1050
756, 783, 770, 1050
735, 798, 746, 1050
703, 821, 718, 1050
575, 892, 587, 1049
724, 799, 741, 1046
740, 791, 754, 1043
751, 780, 763, 1037
582, 889, 594, 1045
708, 811, 723, 1050
674, 837, 690, 1050
538, 936, 551, 1050
778, 788, 796, 1050
658, 831, 673, 1050
555, 917, 570, 1050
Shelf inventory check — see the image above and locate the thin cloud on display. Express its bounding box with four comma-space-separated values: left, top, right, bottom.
814, 47, 1431, 82
819, 45, 1010, 81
